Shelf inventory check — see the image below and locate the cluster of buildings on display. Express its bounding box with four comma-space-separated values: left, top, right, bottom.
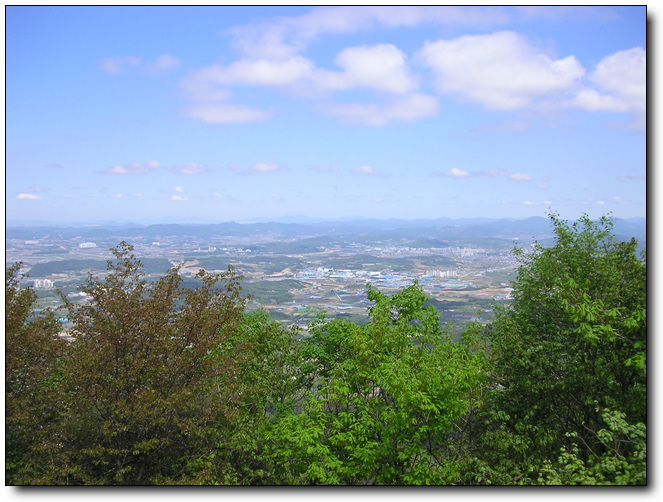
297, 267, 388, 280
363, 245, 487, 259
425, 269, 459, 278
295, 266, 469, 291
33, 278, 54, 289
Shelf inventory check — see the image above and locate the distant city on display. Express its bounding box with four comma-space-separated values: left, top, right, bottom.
6, 216, 646, 338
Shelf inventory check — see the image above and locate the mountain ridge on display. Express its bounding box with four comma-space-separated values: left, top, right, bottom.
6, 216, 646, 246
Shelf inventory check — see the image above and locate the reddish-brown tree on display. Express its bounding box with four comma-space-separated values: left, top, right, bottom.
52, 242, 247, 484
5, 262, 67, 484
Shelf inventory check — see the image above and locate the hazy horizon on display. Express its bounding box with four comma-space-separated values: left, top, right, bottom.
5, 213, 647, 231
6, 6, 646, 225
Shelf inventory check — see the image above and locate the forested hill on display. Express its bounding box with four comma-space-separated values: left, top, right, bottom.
6, 216, 646, 248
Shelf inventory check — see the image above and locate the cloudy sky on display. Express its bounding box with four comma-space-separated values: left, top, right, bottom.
5, 5, 646, 224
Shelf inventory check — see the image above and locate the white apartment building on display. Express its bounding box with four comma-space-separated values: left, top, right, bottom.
426, 269, 458, 278
33, 279, 54, 289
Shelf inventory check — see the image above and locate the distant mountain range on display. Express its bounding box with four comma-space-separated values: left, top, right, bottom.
6, 216, 647, 249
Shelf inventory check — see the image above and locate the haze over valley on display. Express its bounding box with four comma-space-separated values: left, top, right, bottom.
7, 215, 646, 338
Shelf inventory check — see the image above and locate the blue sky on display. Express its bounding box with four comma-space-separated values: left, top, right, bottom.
5, 5, 646, 224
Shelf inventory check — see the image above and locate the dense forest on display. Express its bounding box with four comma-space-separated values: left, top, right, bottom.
5, 215, 646, 485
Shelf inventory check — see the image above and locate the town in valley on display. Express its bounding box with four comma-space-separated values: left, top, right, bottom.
6, 216, 646, 340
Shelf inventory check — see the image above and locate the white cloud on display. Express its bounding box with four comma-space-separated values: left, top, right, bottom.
171, 195, 188, 201
181, 79, 234, 102
183, 37, 432, 125
573, 47, 645, 126
173, 162, 206, 175
478, 169, 506, 177
16, 193, 41, 200
174, 186, 184, 193
226, 6, 509, 60
352, 165, 386, 177
515, 6, 619, 21
147, 53, 181, 73
442, 167, 533, 181
419, 31, 585, 110
101, 54, 180, 75
184, 43, 417, 107
523, 199, 553, 206
100, 56, 142, 74
320, 44, 417, 94
131, 193, 143, 199
181, 69, 274, 124
194, 57, 315, 87
573, 89, 629, 112
104, 161, 161, 175
181, 8, 625, 128
509, 172, 533, 181
249, 161, 280, 173
182, 8, 642, 129
379, 93, 439, 121
590, 48, 645, 108
322, 93, 439, 126
186, 103, 273, 124
447, 167, 470, 178
110, 193, 123, 199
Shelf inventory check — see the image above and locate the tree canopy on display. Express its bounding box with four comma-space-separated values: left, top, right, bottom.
5, 215, 646, 485
468, 214, 646, 484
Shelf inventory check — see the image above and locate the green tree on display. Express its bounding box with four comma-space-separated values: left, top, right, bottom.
267, 281, 489, 484
472, 214, 646, 484
48, 242, 247, 484
5, 263, 66, 485
199, 309, 306, 484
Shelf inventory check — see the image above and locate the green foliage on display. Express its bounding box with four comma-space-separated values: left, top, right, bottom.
242, 279, 305, 304
5, 263, 66, 485
27, 257, 174, 277
38, 243, 248, 484
253, 236, 338, 254
5, 214, 646, 485
198, 309, 306, 484
537, 408, 646, 485
240, 255, 304, 274
267, 281, 490, 484
473, 214, 646, 484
